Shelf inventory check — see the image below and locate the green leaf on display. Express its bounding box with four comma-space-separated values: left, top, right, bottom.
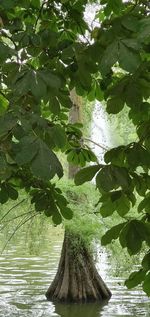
0, 113, 17, 138
96, 166, 116, 192
100, 41, 118, 75
31, 139, 63, 180
14, 71, 32, 97
32, 0, 40, 8
0, 42, 13, 63
121, 15, 139, 32
14, 136, 38, 166
115, 193, 130, 217
39, 70, 62, 90
0, 94, 9, 116
112, 166, 131, 190
119, 220, 150, 255
30, 71, 47, 99
101, 222, 126, 245
0, 186, 9, 204
50, 125, 67, 148
119, 42, 141, 72
126, 144, 150, 168
109, 0, 123, 14
6, 184, 18, 200
107, 97, 124, 114
138, 17, 150, 42
138, 194, 150, 214
52, 209, 62, 225
125, 269, 146, 289
60, 207, 73, 220
74, 165, 100, 185
100, 200, 116, 217
55, 193, 68, 208
104, 146, 125, 167
142, 252, 150, 271
49, 97, 60, 115
143, 273, 150, 296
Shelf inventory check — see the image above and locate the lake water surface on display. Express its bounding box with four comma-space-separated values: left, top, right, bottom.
0, 226, 150, 317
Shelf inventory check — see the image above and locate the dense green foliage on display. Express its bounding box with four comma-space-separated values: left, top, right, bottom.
0, 0, 150, 295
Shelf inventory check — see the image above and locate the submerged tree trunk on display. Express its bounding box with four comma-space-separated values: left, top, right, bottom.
46, 231, 111, 302
46, 90, 111, 302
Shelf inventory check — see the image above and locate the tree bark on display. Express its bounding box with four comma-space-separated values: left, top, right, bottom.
68, 89, 82, 179
45, 231, 111, 302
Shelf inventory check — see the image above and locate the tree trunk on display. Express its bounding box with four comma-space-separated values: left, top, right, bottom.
68, 89, 82, 179
45, 231, 111, 302
46, 90, 111, 302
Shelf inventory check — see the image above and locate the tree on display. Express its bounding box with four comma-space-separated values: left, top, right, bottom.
0, 0, 150, 297
46, 90, 111, 302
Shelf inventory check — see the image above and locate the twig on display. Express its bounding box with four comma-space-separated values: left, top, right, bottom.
1, 212, 38, 253
84, 137, 110, 151
34, 1, 48, 30
1, 210, 34, 224
0, 199, 26, 224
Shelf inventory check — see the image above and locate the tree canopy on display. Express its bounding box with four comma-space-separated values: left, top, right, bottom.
0, 0, 150, 296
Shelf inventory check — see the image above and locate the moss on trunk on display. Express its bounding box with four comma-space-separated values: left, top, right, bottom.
45, 231, 111, 302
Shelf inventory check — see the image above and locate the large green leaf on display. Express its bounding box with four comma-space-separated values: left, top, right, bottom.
107, 97, 124, 114
143, 273, 150, 296
101, 222, 126, 245
0, 113, 17, 138
115, 193, 130, 216
142, 252, 150, 271
119, 42, 141, 72
60, 207, 73, 220
119, 220, 150, 254
50, 125, 67, 148
14, 136, 38, 166
30, 71, 47, 99
100, 41, 118, 75
31, 139, 63, 180
75, 165, 100, 185
125, 269, 146, 289
39, 70, 62, 90
96, 166, 117, 192
138, 194, 150, 214
96, 165, 130, 192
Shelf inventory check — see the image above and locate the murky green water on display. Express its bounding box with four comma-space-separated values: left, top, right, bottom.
0, 225, 150, 317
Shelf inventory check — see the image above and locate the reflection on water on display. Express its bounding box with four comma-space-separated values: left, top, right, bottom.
0, 225, 150, 317
55, 301, 108, 317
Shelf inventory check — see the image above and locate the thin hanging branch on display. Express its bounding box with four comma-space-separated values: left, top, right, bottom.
84, 137, 110, 151
1, 210, 35, 224
1, 212, 38, 254
0, 199, 26, 224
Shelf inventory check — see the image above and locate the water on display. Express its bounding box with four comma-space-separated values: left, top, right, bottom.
0, 226, 150, 317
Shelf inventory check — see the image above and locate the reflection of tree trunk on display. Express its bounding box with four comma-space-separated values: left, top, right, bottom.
54, 301, 107, 317
46, 231, 111, 302
68, 89, 82, 179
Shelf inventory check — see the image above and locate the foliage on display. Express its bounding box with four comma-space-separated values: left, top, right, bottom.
0, 0, 150, 295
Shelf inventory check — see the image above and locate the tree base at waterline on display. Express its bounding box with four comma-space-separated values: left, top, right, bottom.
45, 232, 112, 302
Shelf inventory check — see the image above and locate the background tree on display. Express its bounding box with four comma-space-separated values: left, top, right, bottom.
0, 0, 150, 297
